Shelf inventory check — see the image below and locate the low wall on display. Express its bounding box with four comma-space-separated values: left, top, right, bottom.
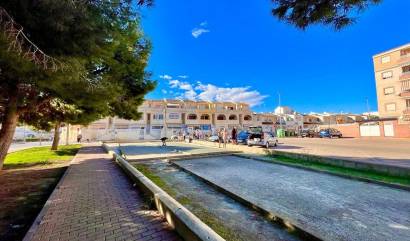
102, 144, 225, 241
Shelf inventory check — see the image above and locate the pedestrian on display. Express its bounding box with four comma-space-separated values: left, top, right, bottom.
77, 133, 82, 143
231, 127, 237, 145
218, 128, 223, 148
222, 128, 228, 148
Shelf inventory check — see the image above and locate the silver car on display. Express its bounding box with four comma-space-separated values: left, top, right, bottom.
246, 126, 278, 148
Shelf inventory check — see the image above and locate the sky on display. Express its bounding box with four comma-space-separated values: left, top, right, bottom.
139, 0, 410, 114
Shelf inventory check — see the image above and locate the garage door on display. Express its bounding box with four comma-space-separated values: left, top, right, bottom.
360, 124, 380, 137
383, 122, 394, 137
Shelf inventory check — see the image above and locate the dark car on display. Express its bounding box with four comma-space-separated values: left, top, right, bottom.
319, 128, 342, 138
236, 131, 250, 144
301, 129, 317, 138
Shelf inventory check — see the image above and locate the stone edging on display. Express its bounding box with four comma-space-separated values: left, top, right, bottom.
102, 144, 225, 241
235, 154, 410, 192
22, 151, 76, 241
192, 140, 410, 178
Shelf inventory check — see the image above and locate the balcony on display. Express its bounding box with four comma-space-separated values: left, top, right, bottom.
400, 80, 410, 97
397, 54, 410, 65
399, 72, 410, 81
403, 108, 410, 121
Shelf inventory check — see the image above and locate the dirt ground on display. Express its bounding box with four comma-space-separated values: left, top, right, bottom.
0, 162, 69, 241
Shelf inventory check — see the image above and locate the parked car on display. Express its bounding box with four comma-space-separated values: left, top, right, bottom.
319, 128, 342, 138
236, 131, 250, 144
208, 135, 219, 142
300, 129, 317, 138
246, 126, 278, 148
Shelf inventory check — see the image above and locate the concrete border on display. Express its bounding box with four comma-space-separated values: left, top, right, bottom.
192, 140, 410, 177
235, 154, 410, 192
267, 149, 410, 178
170, 160, 321, 241
102, 144, 225, 241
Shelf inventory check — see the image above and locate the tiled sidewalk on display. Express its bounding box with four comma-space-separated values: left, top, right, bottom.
24, 146, 180, 241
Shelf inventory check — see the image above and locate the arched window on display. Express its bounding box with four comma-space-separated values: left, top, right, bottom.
229, 115, 237, 120
200, 114, 210, 120
244, 115, 252, 121
187, 114, 197, 120
217, 114, 226, 120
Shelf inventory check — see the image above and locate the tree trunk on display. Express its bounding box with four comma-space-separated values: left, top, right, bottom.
0, 96, 19, 170
51, 122, 61, 150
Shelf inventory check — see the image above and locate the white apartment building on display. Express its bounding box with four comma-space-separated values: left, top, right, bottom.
82, 99, 279, 141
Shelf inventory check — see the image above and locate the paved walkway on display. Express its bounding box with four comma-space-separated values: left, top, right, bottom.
175, 156, 410, 241
24, 146, 180, 241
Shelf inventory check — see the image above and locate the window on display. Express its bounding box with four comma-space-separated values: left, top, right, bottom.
244, 115, 252, 121
381, 56, 391, 63
217, 114, 226, 120
229, 115, 237, 120
153, 113, 164, 120
226, 106, 234, 110
384, 87, 395, 95
382, 71, 393, 79
200, 114, 210, 120
406, 99, 410, 108
385, 103, 396, 112
187, 114, 197, 120
168, 113, 179, 119
403, 65, 410, 74
167, 104, 179, 109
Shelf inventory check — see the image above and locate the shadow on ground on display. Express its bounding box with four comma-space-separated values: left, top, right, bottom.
0, 166, 67, 241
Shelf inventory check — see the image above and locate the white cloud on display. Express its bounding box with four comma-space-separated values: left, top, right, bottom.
166, 79, 267, 107
192, 21, 210, 38
159, 74, 172, 80
178, 75, 189, 79
192, 28, 210, 38
161, 89, 168, 94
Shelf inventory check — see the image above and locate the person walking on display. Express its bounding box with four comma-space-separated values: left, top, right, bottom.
231, 127, 237, 145
218, 129, 223, 148
222, 128, 228, 148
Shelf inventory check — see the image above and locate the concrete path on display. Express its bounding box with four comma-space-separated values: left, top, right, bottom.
175, 156, 410, 241
24, 146, 180, 241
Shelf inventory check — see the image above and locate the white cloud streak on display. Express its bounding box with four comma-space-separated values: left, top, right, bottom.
192, 21, 210, 38
166, 79, 267, 107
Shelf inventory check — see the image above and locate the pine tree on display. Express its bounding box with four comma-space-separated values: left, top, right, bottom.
0, 0, 154, 168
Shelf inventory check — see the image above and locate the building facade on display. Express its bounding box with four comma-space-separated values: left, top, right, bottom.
373, 43, 410, 122
82, 99, 279, 141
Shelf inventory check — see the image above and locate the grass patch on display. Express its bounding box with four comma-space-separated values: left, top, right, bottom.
4, 145, 81, 169
267, 154, 410, 187
133, 163, 243, 241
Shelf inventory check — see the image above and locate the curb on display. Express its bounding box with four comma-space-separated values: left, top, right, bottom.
102, 144, 225, 241
22, 148, 80, 241
192, 140, 410, 178
235, 154, 410, 192
170, 160, 322, 241
268, 150, 410, 178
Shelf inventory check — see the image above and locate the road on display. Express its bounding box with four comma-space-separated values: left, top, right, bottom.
8, 141, 52, 153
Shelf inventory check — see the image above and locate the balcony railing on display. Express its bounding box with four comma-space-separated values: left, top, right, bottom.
399, 72, 410, 81
403, 108, 410, 121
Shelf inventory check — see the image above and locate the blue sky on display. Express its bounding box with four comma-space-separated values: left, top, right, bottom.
140, 0, 410, 114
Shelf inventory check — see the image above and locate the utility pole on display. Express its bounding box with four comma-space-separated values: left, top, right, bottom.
366, 98, 371, 119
